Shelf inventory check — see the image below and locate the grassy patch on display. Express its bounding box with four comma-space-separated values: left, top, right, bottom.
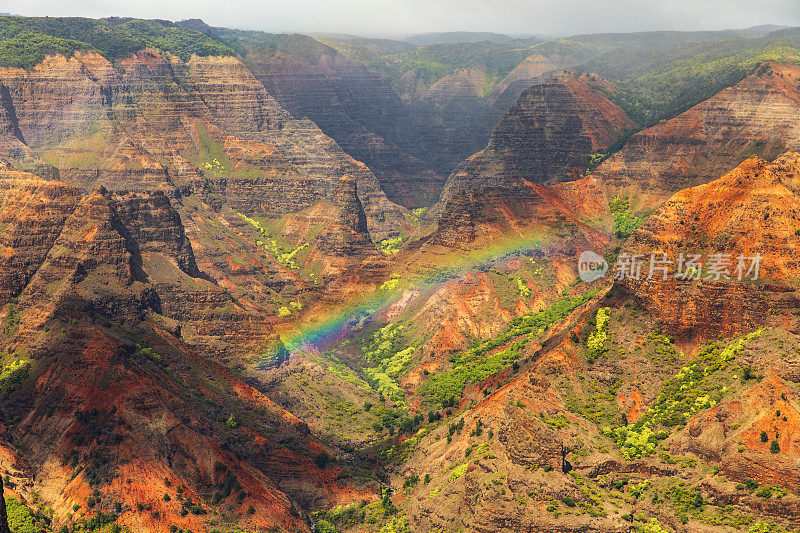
586, 307, 610, 362
604, 330, 762, 458
420, 289, 599, 406
609, 196, 644, 239
6, 497, 52, 533
0, 358, 30, 395
379, 237, 403, 255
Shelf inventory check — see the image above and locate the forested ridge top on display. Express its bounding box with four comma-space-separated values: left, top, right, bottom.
0, 16, 235, 68
1, 14, 798, 133
325, 25, 800, 125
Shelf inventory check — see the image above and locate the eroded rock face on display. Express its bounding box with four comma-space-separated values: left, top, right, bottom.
274, 176, 387, 286
236, 38, 445, 207
0, 173, 83, 306
410, 68, 492, 175
0, 172, 275, 360
430, 72, 631, 247
615, 152, 800, 342
111, 190, 202, 278
182, 54, 407, 231
592, 62, 800, 199
0, 50, 408, 240
482, 72, 633, 186
0, 174, 361, 530
4, 292, 341, 533
479, 55, 569, 138
316, 176, 371, 256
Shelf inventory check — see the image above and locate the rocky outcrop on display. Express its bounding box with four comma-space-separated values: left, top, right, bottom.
614, 152, 800, 342
483, 72, 633, 185
0, 173, 275, 361
0, 173, 366, 531
231, 33, 445, 207
0, 172, 83, 306
0, 54, 111, 148
273, 175, 387, 285
430, 72, 632, 246
0, 50, 408, 240
316, 176, 371, 256
112, 190, 201, 277
591, 62, 800, 199
481, 54, 571, 138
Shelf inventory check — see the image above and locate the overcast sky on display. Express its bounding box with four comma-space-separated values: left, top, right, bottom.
8, 0, 800, 38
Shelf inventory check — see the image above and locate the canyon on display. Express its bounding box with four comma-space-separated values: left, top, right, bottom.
0, 14, 799, 533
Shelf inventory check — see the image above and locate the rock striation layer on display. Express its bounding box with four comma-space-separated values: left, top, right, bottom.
430, 72, 632, 246
229, 33, 445, 207
615, 152, 800, 341
0, 50, 408, 239
591, 62, 800, 199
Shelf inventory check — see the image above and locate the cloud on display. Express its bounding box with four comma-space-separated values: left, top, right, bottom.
11, 0, 800, 37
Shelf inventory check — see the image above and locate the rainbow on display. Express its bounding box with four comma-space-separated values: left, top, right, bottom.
271, 231, 563, 357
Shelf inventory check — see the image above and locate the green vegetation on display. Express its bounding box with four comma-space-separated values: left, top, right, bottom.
0, 16, 235, 69
638, 519, 671, 533
379, 237, 403, 255
312, 502, 367, 531
212, 470, 243, 504
364, 350, 413, 404
577, 150, 615, 178
311, 495, 410, 532
3, 298, 20, 337
7, 493, 131, 532
361, 323, 416, 404
644, 332, 680, 366
516, 278, 532, 298
604, 330, 762, 458
609, 196, 644, 239
136, 344, 162, 363
749, 521, 789, 533
562, 378, 622, 427
449, 462, 469, 481
755, 485, 787, 499
0, 358, 30, 394
278, 243, 310, 269
375, 41, 537, 91
380, 274, 402, 292
0, 31, 89, 69
586, 307, 610, 362
379, 516, 411, 533
362, 322, 408, 363
332, 37, 588, 97
329, 28, 800, 130
238, 212, 312, 271
608, 41, 800, 127
6, 497, 51, 533
314, 519, 338, 533
420, 289, 599, 406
